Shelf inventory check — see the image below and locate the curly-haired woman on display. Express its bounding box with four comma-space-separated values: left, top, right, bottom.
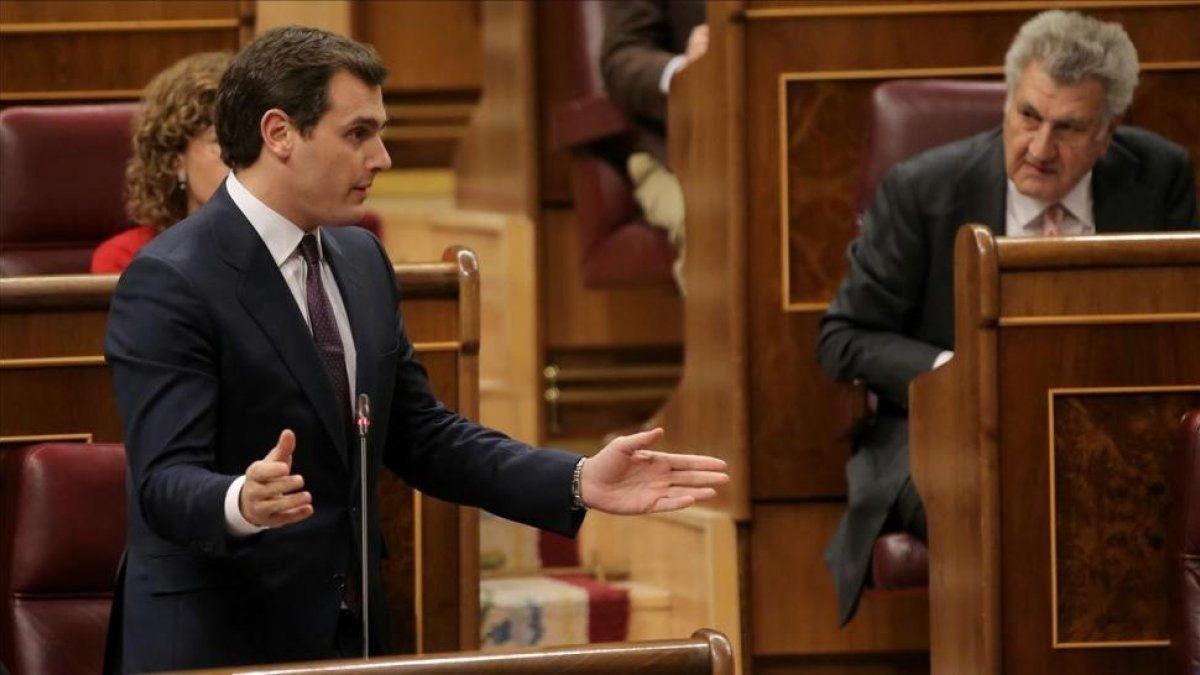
91, 52, 232, 273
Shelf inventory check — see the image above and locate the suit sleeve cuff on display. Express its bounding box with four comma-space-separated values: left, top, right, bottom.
659, 54, 688, 93
932, 350, 954, 369
224, 475, 268, 537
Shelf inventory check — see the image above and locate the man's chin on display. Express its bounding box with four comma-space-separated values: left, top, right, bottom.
1013, 177, 1064, 202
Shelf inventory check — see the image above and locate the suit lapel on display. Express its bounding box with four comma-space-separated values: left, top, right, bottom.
1092, 134, 1141, 233
211, 187, 350, 467
959, 131, 1008, 234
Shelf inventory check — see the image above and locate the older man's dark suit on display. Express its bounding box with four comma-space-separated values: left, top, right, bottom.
816, 126, 1199, 625
105, 185, 582, 671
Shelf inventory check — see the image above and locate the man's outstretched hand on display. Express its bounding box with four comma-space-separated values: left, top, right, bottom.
240, 429, 314, 528
580, 428, 729, 514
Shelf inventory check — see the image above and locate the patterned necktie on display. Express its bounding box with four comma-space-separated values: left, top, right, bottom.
1038, 203, 1067, 237
297, 234, 351, 422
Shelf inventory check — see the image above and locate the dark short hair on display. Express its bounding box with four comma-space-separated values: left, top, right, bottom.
216, 26, 388, 168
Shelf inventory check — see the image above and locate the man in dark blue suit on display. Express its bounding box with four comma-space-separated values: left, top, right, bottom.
104, 27, 727, 672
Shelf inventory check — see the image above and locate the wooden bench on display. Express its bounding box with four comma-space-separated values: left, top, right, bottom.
911, 225, 1200, 675
0, 248, 483, 654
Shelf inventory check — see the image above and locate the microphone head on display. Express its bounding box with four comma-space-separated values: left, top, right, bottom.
356, 394, 371, 436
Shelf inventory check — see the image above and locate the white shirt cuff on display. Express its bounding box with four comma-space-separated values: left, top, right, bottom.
659, 54, 688, 94
224, 475, 268, 537
932, 350, 954, 369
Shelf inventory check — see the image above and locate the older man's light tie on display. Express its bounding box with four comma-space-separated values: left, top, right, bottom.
297, 234, 351, 425
1038, 203, 1067, 237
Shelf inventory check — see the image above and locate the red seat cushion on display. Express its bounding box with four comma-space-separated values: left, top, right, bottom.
0, 443, 127, 675
871, 532, 929, 590
0, 104, 140, 276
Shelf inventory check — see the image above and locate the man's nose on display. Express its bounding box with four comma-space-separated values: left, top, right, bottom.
368, 136, 392, 172
1027, 123, 1056, 161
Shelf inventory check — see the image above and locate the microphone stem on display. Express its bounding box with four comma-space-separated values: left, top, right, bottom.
360, 431, 369, 659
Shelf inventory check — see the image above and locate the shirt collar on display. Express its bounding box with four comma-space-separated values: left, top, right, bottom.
225, 172, 322, 267
1007, 170, 1094, 232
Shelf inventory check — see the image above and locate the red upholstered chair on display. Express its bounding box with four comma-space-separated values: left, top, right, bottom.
0, 443, 127, 675
548, 0, 675, 288
0, 103, 386, 277
1171, 409, 1200, 673
0, 103, 140, 276
856, 79, 1006, 590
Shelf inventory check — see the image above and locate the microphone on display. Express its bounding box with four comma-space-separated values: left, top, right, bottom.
356, 393, 371, 438
355, 393, 371, 659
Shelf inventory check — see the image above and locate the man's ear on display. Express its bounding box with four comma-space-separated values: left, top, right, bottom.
260, 108, 294, 159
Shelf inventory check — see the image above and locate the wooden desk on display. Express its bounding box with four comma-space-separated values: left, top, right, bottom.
0, 248, 483, 654
910, 226, 1200, 675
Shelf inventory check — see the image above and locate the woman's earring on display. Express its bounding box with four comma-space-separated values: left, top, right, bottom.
176, 170, 187, 191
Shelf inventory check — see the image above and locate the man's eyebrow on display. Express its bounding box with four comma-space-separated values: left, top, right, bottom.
344, 115, 386, 130
1019, 102, 1090, 128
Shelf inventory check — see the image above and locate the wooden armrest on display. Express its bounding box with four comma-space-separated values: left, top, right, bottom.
551, 94, 635, 150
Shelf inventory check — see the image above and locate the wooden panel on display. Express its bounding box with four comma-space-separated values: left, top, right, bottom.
402, 297, 459, 344
0, 281, 119, 446
0, 0, 237, 23
997, 326, 1198, 674
541, 208, 683, 349
781, 79, 874, 306
751, 503, 929, 655
380, 466, 418, 655
0, 0, 247, 104
910, 227, 1200, 675
0, 311, 109, 357
453, 0, 535, 214
533, 0, 581, 205
999, 266, 1200, 319
1052, 391, 1199, 645
0, 367, 121, 445
0, 30, 240, 95
742, 3, 1200, 67
748, 311, 861, 500
655, 0, 752, 518
354, 0, 481, 170
357, 0, 481, 94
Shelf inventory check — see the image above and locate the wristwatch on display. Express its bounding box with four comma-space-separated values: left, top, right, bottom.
571, 457, 587, 510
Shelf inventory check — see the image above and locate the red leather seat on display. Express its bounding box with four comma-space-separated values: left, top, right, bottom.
0, 443, 126, 675
0, 103, 385, 277
0, 104, 140, 276
1171, 409, 1200, 673
857, 79, 1006, 589
548, 0, 675, 288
